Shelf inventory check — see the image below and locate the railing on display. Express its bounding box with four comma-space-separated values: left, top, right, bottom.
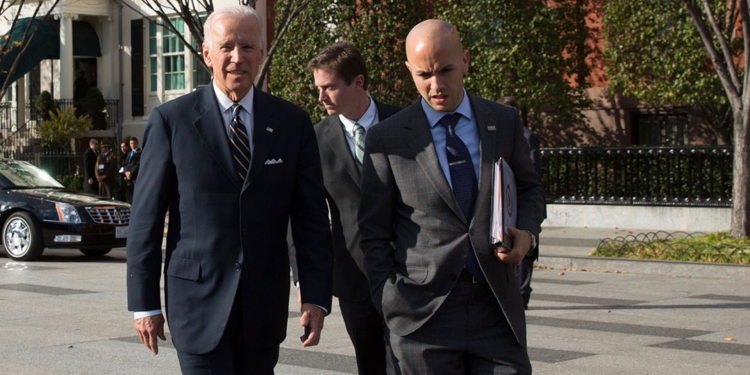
541, 146, 733, 207
36, 99, 119, 130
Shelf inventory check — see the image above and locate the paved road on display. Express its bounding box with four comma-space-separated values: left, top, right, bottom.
0, 245, 748, 374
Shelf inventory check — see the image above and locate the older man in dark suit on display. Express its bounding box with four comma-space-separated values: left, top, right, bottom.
307, 42, 401, 375
358, 20, 544, 374
126, 5, 333, 374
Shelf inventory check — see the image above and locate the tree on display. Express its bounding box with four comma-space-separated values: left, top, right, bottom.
439, 0, 596, 146
604, 0, 734, 145
0, 0, 61, 100
669, 0, 749, 238
141, 0, 311, 88
269, 0, 430, 122
270, 0, 596, 142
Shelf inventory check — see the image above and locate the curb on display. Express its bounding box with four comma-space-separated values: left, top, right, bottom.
537, 255, 750, 280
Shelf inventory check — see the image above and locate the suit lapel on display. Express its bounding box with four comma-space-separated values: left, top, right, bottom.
191, 85, 239, 187
243, 88, 277, 192
403, 104, 466, 223
471, 94, 499, 225
322, 116, 361, 187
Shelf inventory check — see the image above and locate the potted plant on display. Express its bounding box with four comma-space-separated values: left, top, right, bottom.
34, 91, 58, 121
81, 87, 107, 130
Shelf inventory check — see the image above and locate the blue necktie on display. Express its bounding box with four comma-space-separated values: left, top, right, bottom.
229, 103, 251, 180
440, 113, 484, 281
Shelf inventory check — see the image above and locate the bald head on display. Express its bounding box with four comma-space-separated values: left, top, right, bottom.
405, 20, 463, 60
404, 19, 469, 112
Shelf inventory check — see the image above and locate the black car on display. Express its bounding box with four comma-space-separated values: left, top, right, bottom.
0, 160, 130, 261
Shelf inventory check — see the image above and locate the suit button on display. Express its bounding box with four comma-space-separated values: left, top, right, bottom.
235, 263, 242, 271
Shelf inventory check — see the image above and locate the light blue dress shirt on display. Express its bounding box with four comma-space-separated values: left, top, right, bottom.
421, 89, 481, 187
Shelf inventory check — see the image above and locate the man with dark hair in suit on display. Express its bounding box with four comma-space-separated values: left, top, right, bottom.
124, 137, 141, 203
83, 138, 99, 194
358, 20, 544, 374
498, 96, 545, 310
127, 5, 333, 374
116, 141, 131, 202
305, 41, 401, 375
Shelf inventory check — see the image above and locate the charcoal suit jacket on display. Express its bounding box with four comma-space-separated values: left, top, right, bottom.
358, 94, 545, 347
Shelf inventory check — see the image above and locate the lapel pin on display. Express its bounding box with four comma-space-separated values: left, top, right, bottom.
487, 125, 497, 131
266, 127, 274, 133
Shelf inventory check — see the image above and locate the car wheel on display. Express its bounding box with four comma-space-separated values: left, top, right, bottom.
80, 248, 112, 257
2, 212, 44, 261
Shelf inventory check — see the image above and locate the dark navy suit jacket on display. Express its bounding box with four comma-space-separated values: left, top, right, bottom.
127, 85, 333, 354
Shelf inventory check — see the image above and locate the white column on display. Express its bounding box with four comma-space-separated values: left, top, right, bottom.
101, 19, 114, 99
16, 76, 25, 128
59, 14, 74, 99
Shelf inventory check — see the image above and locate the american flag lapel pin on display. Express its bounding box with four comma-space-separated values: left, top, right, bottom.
266, 127, 274, 133
487, 125, 497, 131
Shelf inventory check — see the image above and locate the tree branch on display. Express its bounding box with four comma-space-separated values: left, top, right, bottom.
700, 0, 742, 90
255, 0, 311, 88
679, 0, 741, 107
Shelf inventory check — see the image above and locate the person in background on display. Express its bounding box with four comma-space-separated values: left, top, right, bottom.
116, 141, 131, 202
498, 96, 545, 310
95, 141, 117, 199
124, 137, 142, 204
83, 138, 99, 194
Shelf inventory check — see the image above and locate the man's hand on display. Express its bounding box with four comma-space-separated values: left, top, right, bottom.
134, 314, 166, 355
125, 171, 131, 180
88, 178, 93, 185
495, 227, 531, 265
299, 303, 325, 348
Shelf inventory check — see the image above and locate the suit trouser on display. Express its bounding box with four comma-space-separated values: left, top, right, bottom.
514, 256, 534, 309
389, 270, 531, 375
339, 297, 400, 375
176, 285, 279, 375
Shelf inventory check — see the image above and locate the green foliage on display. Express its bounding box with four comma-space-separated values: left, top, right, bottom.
81, 86, 106, 113
592, 231, 750, 264
34, 91, 58, 120
56, 174, 84, 192
38, 107, 92, 147
270, 0, 594, 145
439, 0, 594, 146
603, 0, 738, 144
269, 0, 428, 123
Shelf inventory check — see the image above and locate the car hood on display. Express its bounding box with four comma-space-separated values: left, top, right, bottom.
10, 188, 131, 207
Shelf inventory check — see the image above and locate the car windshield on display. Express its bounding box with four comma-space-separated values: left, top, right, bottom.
0, 160, 64, 188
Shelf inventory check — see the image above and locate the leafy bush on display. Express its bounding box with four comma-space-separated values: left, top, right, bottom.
592, 231, 750, 264
34, 90, 59, 120
82, 87, 106, 113
57, 174, 84, 191
38, 107, 93, 147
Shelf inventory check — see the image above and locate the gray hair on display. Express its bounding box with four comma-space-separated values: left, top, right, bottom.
203, 5, 264, 49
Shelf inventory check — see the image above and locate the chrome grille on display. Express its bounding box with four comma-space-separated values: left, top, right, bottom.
86, 206, 131, 225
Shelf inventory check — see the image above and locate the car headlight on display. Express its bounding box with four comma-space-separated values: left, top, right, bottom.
55, 203, 82, 223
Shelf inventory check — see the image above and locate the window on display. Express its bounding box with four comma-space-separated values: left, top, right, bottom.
149, 22, 157, 92
633, 112, 688, 146
192, 36, 211, 88
163, 19, 185, 91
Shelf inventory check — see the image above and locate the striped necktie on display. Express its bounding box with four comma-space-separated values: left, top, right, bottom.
440, 113, 484, 281
229, 103, 251, 180
353, 123, 365, 172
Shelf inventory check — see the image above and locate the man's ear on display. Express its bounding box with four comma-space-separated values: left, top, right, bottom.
203, 44, 211, 67
405, 61, 412, 73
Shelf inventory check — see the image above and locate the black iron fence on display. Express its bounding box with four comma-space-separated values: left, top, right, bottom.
541, 146, 733, 207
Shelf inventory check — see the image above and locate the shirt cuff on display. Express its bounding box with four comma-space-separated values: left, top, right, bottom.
134, 310, 162, 320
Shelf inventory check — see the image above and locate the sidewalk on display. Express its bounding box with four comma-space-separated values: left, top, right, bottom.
538, 226, 750, 280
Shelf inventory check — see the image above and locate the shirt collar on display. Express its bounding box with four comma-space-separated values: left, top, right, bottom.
339, 95, 378, 132
212, 80, 255, 115
421, 89, 472, 128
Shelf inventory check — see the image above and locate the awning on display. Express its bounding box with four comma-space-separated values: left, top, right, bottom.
0, 18, 102, 86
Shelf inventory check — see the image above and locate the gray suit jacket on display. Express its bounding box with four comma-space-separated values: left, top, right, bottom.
358, 94, 544, 347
